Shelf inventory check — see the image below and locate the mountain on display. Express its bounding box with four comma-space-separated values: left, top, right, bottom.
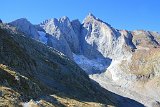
5, 13, 160, 106
81, 14, 160, 106
0, 22, 113, 107
0, 21, 146, 107
10, 18, 73, 59
80, 14, 160, 106
81, 13, 129, 59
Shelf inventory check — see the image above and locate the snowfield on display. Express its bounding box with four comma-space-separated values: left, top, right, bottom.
73, 53, 111, 74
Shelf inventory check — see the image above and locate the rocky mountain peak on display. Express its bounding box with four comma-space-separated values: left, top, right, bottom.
10, 18, 35, 27
9, 18, 40, 40
87, 13, 96, 18
40, 18, 59, 27
59, 16, 70, 22
83, 13, 97, 23
83, 13, 112, 30
13, 18, 28, 22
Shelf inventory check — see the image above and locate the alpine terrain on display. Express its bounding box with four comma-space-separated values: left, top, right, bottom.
0, 13, 160, 107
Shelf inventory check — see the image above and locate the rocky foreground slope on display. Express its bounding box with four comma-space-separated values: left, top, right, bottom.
3, 13, 160, 107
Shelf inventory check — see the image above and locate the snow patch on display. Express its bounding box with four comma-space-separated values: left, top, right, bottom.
23, 102, 30, 107
107, 54, 132, 81
73, 53, 110, 74
22, 100, 39, 107
107, 59, 122, 81
38, 31, 48, 44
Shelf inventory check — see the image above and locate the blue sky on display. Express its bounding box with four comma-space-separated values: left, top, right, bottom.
1, 0, 160, 31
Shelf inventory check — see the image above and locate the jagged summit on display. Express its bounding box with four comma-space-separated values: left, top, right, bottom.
40, 18, 58, 26
40, 16, 70, 25
59, 16, 70, 21
88, 13, 96, 18
41, 16, 70, 25
83, 13, 112, 28
83, 13, 97, 23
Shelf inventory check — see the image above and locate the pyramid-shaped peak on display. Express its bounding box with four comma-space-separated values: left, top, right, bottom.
83, 13, 96, 23
9, 18, 33, 27
86, 13, 97, 19
88, 13, 95, 17
9, 18, 34, 27
12, 18, 30, 23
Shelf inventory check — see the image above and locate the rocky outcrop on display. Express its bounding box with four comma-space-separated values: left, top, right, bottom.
132, 30, 160, 48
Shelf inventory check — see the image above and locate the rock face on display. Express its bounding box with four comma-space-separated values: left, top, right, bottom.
81, 13, 133, 60
58, 16, 80, 53
39, 18, 76, 59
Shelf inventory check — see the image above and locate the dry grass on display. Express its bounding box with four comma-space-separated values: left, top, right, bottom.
120, 48, 160, 76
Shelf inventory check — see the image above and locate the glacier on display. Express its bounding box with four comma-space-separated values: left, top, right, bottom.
73, 53, 111, 74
